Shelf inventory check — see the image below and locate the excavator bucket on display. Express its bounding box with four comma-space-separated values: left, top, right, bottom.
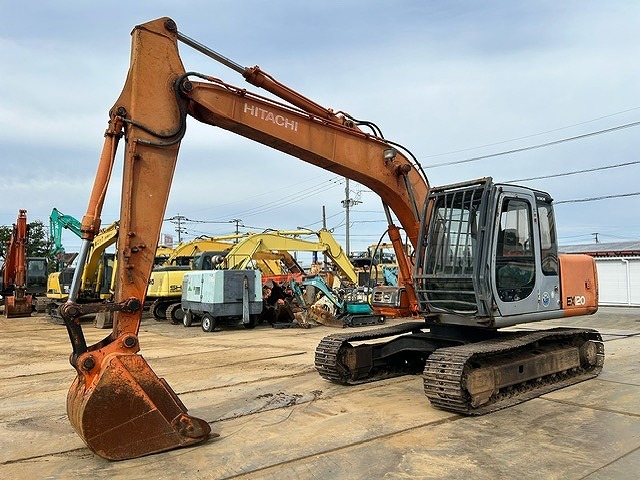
4, 295, 33, 318
67, 352, 213, 460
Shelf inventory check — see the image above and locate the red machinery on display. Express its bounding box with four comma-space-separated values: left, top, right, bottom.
1, 210, 33, 318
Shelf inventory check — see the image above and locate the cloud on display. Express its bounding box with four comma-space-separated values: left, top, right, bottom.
1, 1, 639, 249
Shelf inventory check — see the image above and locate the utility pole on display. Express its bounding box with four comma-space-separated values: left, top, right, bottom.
230, 219, 242, 243
341, 178, 361, 255
169, 215, 188, 243
322, 205, 327, 270
322, 205, 327, 230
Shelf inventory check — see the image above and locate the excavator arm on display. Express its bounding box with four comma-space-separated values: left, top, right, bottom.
2, 213, 21, 291
162, 236, 235, 266
223, 230, 358, 284
61, 17, 429, 460
49, 208, 82, 260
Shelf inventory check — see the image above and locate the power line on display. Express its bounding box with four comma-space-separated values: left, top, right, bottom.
303, 211, 343, 228
240, 176, 342, 209
599, 233, 639, 241
232, 182, 342, 218
555, 192, 640, 205
558, 233, 595, 240
422, 106, 640, 159
428, 120, 640, 169
209, 178, 343, 220
504, 160, 640, 183
188, 173, 341, 213
163, 215, 235, 224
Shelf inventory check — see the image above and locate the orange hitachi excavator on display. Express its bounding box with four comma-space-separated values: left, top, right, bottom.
61, 18, 604, 460
1, 210, 33, 317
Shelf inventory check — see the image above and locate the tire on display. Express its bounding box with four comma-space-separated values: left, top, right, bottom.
151, 300, 169, 320
183, 309, 193, 328
201, 313, 216, 332
165, 303, 185, 324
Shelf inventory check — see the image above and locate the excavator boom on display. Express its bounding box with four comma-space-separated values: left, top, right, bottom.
162, 236, 236, 266
61, 19, 209, 460
49, 208, 82, 260
223, 230, 357, 284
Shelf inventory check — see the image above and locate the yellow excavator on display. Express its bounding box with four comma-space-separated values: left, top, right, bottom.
154, 245, 174, 265
149, 229, 356, 323
60, 18, 603, 460
46, 221, 119, 319
221, 229, 356, 281
49, 223, 177, 324
147, 235, 235, 321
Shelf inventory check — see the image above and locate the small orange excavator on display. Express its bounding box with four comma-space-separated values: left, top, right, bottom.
61, 18, 604, 460
1, 210, 33, 318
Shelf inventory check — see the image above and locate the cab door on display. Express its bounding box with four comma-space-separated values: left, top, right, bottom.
491, 187, 561, 317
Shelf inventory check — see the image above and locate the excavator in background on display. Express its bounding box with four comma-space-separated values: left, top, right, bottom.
1, 210, 32, 317
350, 241, 416, 318
46, 208, 83, 307
156, 235, 237, 266
149, 229, 356, 323
182, 229, 360, 328
350, 242, 408, 287
1, 210, 49, 317
220, 229, 357, 283
291, 275, 385, 328
47, 221, 119, 321
49, 218, 176, 325
154, 245, 174, 266
60, 18, 603, 460
49, 208, 82, 267
147, 235, 235, 321
220, 229, 362, 328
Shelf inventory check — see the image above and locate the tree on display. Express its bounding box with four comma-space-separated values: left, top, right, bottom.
0, 220, 54, 262
27, 221, 54, 258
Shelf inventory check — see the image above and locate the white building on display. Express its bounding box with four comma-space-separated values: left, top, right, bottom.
560, 242, 640, 307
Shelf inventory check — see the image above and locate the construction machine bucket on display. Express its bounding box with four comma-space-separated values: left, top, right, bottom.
307, 306, 345, 328
4, 295, 33, 318
67, 352, 213, 460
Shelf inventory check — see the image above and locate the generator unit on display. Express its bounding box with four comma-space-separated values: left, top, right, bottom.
181, 269, 263, 331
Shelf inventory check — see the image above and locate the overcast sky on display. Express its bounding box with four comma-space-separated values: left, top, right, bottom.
1, 1, 638, 254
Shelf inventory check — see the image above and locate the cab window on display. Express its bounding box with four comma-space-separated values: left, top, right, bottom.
537, 201, 558, 276
495, 198, 535, 302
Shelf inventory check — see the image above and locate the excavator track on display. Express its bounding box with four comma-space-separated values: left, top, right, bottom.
315, 321, 428, 384
423, 328, 605, 415
316, 324, 605, 416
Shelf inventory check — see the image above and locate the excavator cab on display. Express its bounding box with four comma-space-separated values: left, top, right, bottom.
492, 188, 560, 317
26, 257, 49, 291
415, 178, 588, 327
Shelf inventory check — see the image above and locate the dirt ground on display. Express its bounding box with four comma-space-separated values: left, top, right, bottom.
1, 307, 639, 479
